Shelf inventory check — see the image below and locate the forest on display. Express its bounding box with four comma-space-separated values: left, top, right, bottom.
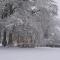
0, 0, 58, 47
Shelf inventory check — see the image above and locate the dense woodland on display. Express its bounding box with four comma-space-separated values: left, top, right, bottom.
0, 0, 58, 47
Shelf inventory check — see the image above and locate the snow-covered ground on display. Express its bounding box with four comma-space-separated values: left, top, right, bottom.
0, 47, 60, 60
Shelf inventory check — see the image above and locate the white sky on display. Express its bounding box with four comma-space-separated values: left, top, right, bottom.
54, 0, 60, 18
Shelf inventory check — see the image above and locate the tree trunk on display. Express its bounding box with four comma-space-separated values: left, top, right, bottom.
2, 30, 7, 47
8, 32, 13, 46
0, 32, 1, 43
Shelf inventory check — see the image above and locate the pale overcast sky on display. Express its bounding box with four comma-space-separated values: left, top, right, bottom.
54, 0, 60, 18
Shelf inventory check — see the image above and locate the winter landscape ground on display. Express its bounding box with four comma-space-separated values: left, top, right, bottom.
0, 47, 60, 60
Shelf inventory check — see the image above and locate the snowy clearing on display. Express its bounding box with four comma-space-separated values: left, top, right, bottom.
0, 47, 60, 60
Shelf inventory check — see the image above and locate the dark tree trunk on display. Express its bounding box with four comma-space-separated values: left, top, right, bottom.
0, 32, 1, 43
2, 30, 7, 47
8, 32, 13, 46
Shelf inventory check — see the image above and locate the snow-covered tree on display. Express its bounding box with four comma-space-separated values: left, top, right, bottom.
0, 0, 58, 46
24, 0, 58, 46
